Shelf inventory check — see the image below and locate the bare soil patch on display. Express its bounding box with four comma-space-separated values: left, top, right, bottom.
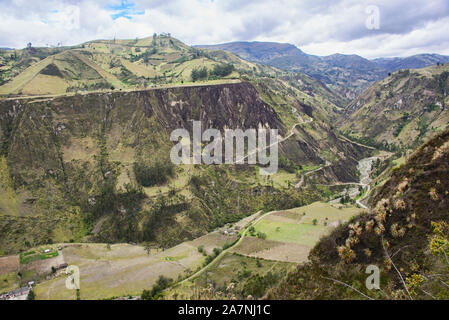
0, 255, 19, 275
231, 236, 283, 256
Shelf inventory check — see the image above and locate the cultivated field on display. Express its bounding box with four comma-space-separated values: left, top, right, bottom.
7, 202, 362, 299
33, 231, 235, 300
0, 255, 19, 294
233, 202, 364, 263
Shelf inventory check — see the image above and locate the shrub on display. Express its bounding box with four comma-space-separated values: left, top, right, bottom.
27, 290, 35, 300
256, 232, 267, 240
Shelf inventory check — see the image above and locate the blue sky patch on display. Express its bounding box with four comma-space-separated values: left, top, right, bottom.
107, 0, 145, 20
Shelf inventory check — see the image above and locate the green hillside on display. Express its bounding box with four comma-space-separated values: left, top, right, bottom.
0, 35, 281, 96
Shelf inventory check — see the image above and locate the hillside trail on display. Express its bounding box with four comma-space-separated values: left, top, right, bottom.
238, 116, 313, 163
294, 161, 331, 188
337, 135, 376, 150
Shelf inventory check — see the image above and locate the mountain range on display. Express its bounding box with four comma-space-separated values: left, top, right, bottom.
197, 42, 449, 99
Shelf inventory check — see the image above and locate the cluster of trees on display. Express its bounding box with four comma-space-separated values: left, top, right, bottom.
191, 66, 208, 82
133, 161, 174, 187
339, 193, 354, 205
241, 271, 281, 299
248, 226, 267, 239
211, 63, 234, 77
203, 247, 223, 266
191, 63, 235, 82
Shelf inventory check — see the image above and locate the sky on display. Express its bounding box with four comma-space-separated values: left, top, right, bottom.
1, 0, 449, 59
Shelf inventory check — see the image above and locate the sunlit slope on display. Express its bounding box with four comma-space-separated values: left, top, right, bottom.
0, 35, 281, 96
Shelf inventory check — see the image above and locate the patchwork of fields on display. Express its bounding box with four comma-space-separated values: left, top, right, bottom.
0, 202, 363, 299
33, 231, 237, 300
233, 202, 364, 263
164, 202, 363, 298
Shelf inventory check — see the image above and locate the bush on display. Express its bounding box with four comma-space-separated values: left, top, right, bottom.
27, 290, 35, 300
213, 247, 222, 257
256, 232, 267, 240
141, 275, 173, 300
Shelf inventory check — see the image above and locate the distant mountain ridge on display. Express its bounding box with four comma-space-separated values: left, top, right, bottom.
372, 53, 449, 71
196, 42, 449, 99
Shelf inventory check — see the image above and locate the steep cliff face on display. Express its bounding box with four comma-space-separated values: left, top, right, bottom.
0, 81, 367, 254
0, 82, 289, 252
1, 82, 284, 180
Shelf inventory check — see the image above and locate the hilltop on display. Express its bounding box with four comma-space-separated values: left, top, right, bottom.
0, 35, 281, 96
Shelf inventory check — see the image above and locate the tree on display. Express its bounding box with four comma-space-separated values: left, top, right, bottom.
141, 275, 173, 300
27, 289, 35, 300
256, 232, 267, 240
152, 33, 157, 46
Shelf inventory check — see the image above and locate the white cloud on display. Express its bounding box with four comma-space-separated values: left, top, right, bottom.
0, 0, 448, 58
